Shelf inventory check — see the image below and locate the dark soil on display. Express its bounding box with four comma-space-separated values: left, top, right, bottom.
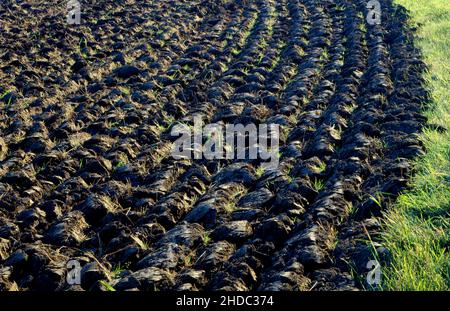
0, 0, 429, 291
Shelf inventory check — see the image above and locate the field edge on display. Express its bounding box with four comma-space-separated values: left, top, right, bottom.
381, 0, 450, 291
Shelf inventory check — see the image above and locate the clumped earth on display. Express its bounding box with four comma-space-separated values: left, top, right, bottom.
0, 0, 429, 291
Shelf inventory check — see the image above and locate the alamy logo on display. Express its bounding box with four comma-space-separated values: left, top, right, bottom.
67, 0, 81, 25
366, 0, 382, 25
66, 259, 81, 285
171, 116, 280, 170
366, 259, 382, 286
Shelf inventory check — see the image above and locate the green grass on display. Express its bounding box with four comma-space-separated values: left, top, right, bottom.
114, 160, 127, 171
255, 166, 266, 178
79, 37, 88, 58
99, 280, 116, 292
0, 89, 13, 106
311, 178, 324, 192
312, 160, 327, 174
111, 264, 126, 278
118, 86, 131, 95
202, 231, 212, 245
382, 0, 450, 290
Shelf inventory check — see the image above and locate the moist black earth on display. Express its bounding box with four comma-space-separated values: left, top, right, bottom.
0, 0, 429, 291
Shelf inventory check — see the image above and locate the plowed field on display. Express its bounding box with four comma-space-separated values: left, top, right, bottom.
0, 0, 430, 291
